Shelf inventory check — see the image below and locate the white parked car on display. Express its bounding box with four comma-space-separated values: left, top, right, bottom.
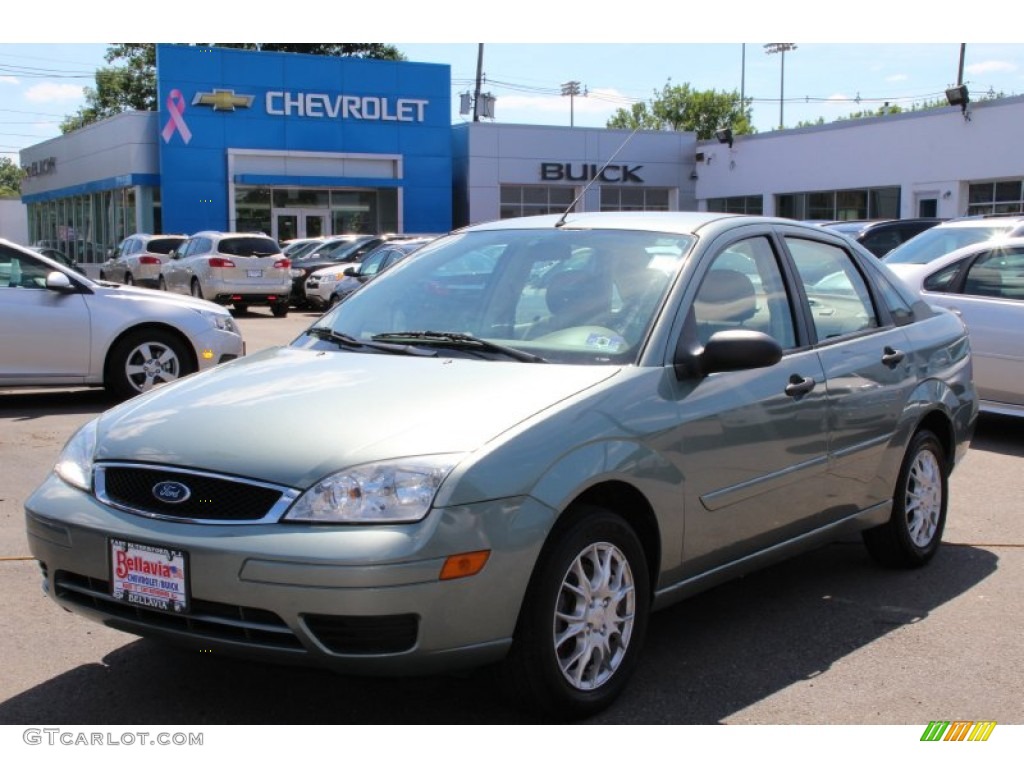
99, 234, 188, 288
1, 239, 244, 399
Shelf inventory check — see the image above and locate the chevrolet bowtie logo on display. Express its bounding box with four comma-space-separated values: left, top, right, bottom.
192, 89, 254, 112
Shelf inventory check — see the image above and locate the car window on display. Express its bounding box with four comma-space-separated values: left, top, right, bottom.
0, 247, 51, 289
694, 237, 796, 349
786, 237, 879, 341
148, 238, 186, 255
962, 247, 1024, 300
884, 223, 1016, 265
217, 237, 280, 257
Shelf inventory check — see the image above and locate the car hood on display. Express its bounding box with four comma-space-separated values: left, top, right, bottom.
94, 283, 232, 313
94, 347, 621, 489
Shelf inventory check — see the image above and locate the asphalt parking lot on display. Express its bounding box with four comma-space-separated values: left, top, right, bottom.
1, 305, 1022, 725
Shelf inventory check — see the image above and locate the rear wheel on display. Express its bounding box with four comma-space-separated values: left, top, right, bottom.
863, 429, 947, 568
124, 273, 134, 285
190, 279, 203, 299
158, 276, 167, 291
501, 507, 649, 719
105, 329, 194, 400
271, 301, 289, 318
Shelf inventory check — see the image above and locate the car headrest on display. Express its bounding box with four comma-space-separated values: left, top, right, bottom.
694, 269, 757, 323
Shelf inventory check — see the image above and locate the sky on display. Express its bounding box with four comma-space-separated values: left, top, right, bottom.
3, 5, 1024, 165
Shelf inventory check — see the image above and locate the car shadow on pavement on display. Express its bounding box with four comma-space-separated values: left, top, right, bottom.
970, 413, 1024, 458
0, 388, 116, 420
0, 540, 997, 725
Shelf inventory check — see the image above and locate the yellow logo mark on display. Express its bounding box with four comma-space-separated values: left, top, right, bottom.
192, 89, 254, 112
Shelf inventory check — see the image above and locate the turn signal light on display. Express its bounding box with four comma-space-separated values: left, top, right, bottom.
439, 550, 490, 581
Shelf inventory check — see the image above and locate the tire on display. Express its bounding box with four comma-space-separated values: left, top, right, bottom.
862, 429, 947, 568
190, 279, 203, 299
233, 302, 250, 314
158, 276, 167, 291
124, 273, 134, 285
271, 301, 289, 318
98, 271, 106, 281
105, 329, 194, 400
501, 506, 650, 719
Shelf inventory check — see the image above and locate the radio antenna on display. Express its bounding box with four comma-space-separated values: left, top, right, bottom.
555, 126, 641, 228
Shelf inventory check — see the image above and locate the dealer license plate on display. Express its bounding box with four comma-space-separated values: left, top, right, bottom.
247, 269, 263, 278
109, 538, 189, 613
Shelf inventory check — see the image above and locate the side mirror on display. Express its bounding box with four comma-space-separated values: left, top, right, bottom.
674, 329, 782, 380
343, 266, 357, 276
45, 271, 76, 293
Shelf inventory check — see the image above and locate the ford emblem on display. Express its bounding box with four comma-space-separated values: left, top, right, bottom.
152, 480, 192, 504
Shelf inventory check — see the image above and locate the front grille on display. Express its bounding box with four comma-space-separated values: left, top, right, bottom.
304, 613, 419, 654
55, 570, 303, 651
96, 464, 294, 523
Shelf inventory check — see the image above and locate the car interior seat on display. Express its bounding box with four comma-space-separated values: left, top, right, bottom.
693, 268, 757, 343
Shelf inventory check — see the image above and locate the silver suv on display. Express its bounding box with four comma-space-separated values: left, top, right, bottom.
100, 234, 188, 288
159, 232, 292, 317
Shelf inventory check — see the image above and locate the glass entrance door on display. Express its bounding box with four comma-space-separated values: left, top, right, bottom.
273, 210, 329, 242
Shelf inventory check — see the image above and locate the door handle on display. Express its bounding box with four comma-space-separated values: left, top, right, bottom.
881, 346, 905, 368
784, 374, 816, 398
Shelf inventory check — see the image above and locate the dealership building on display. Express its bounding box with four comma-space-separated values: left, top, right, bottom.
17, 44, 1024, 261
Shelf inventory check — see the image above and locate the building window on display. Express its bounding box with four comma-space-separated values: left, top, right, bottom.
600, 187, 670, 211
776, 186, 900, 220
706, 195, 764, 214
500, 185, 577, 219
967, 181, 1024, 215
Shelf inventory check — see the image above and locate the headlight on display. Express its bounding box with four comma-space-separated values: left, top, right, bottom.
285, 456, 461, 524
196, 308, 239, 335
54, 418, 99, 491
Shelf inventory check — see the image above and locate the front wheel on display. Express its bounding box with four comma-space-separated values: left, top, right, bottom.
271, 301, 289, 318
862, 429, 947, 568
501, 507, 650, 719
105, 329, 194, 400
157, 276, 167, 291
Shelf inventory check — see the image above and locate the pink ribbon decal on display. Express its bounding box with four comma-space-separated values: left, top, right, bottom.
161, 89, 192, 145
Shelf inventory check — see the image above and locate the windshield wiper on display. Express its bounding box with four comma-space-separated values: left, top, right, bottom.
306, 327, 437, 357
372, 331, 548, 363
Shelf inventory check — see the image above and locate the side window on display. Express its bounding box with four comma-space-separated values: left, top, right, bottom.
963, 248, 1024, 300
923, 261, 965, 293
694, 236, 796, 349
0, 247, 52, 290
786, 237, 879, 341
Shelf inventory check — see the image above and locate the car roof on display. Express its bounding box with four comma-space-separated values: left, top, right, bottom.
458, 211, 798, 236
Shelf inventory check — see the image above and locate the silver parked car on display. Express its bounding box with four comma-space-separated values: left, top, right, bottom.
887, 237, 1024, 417
1, 239, 244, 399
99, 234, 188, 288
159, 231, 292, 316
25, 213, 976, 718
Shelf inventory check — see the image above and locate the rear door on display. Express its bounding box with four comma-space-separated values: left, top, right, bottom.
782, 231, 918, 512
215, 236, 291, 294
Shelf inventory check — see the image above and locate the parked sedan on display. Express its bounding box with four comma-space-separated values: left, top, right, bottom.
887, 237, 1024, 417
1, 239, 243, 399
25, 213, 976, 719
820, 218, 943, 257
100, 234, 188, 288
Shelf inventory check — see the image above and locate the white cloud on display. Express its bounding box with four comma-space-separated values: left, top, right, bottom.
25, 82, 86, 103
966, 60, 1016, 75
0, 76, 18, 85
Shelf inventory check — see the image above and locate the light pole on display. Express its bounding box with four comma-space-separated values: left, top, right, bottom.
561, 81, 582, 127
764, 43, 796, 129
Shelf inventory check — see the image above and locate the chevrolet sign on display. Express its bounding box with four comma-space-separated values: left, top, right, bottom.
266, 92, 428, 122
192, 89, 254, 112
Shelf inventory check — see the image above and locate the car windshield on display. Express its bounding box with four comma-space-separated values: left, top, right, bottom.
883, 223, 1015, 265
295, 228, 694, 365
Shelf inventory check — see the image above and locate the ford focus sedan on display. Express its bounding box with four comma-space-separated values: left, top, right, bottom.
25, 213, 977, 718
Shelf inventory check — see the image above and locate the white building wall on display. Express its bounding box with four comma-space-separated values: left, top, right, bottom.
455, 123, 697, 226
0, 199, 29, 245
695, 96, 1024, 219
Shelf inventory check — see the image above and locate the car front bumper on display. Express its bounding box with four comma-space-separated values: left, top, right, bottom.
190, 326, 245, 370
25, 474, 554, 675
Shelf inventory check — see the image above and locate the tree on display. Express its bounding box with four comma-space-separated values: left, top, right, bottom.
61, 44, 406, 133
0, 157, 25, 198
607, 80, 754, 140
